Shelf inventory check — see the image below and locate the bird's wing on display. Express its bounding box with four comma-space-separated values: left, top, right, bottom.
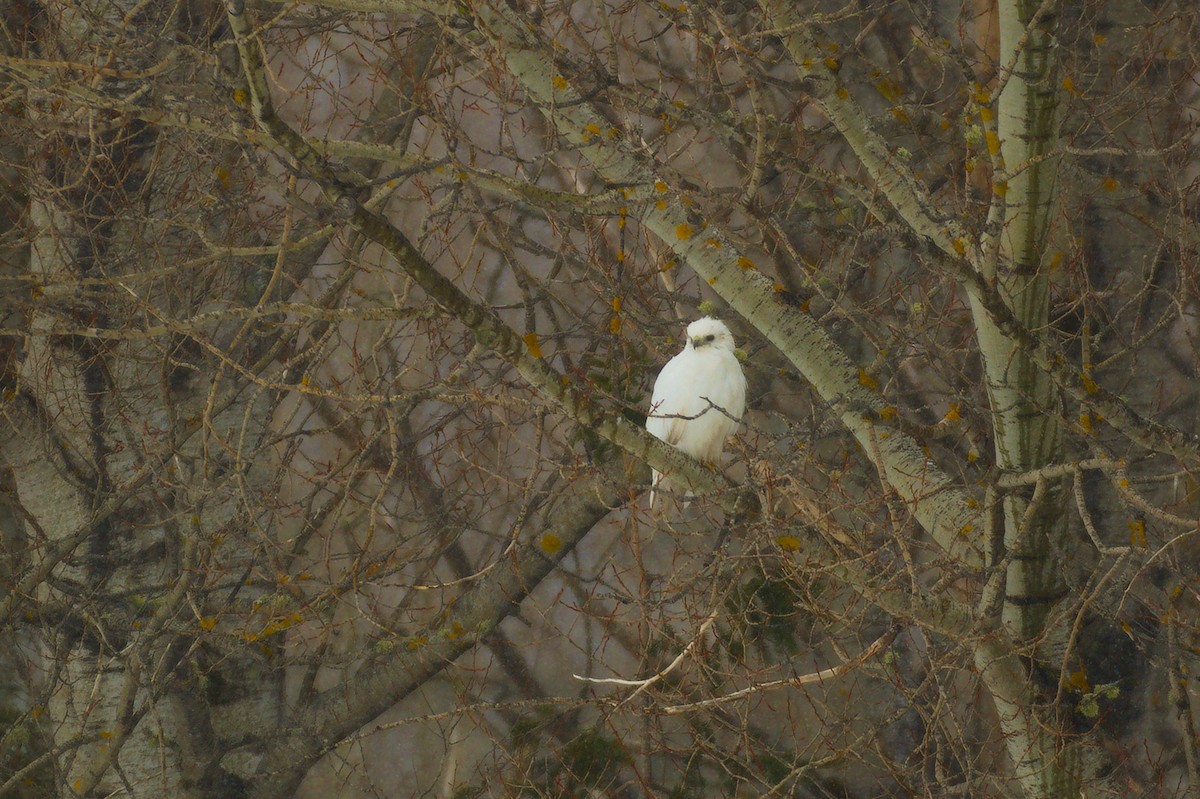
646, 351, 693, 446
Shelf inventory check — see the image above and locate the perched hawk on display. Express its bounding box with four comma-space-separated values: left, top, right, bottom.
646, 317, 747, 507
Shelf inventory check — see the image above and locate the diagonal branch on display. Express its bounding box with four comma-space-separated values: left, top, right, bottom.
758, 0, 979, 268
222, 0, 747, 512
463, 0, 986, 569
246, 457, 624, 799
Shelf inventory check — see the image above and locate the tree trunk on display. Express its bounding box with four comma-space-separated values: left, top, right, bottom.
967, 0, 1080, 795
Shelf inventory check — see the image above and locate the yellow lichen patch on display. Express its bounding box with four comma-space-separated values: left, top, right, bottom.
836, 87, 849, 99
1128, 519, 1147, 547
705, 237, 721, 248
1079, 411, 1094, 434
1103, 177, 1118, 191
967, 449, 980, 463
874, 77, 903, 102
1081, 371, 1099, 394
737, 256, 754, 270
857, 369, 879, 390
523, 332, 542, 358
232, 88, 248, 106
675, 223, 694, 240
199, 616, 218, 631
654, 180, 668, 193
993, 181, 1008, 197
891, 106, 911, 124
445, 621, 464, 640
985, 130, 1001, 155
584, 123, 601, 137
952, 238, 967, 255
707, 277, 717, 285
406, 635, 427, 650
610, 315, 621, 334
1062, 76, 1079, 95
772, 283, 786, 292
1093, 34, 1106, 45
960, 523, 974, 537
540, 533, 563, 554
775, 535, 802, 552
879, 406, 897, 420
823, 56, 840, 72
655, 199, 667, 209
943, 403, 961, 422
978, 105, 993, 123
612, 296, 623, 313
552, 75, 568, 90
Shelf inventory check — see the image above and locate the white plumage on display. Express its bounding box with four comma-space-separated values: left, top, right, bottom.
646, 317, 747, 507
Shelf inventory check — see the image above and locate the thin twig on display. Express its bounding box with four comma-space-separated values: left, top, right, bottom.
660, 627, 897, 714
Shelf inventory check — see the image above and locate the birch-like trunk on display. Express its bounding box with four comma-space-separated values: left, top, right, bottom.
14, 4, 279, 795
968, 1, 1078, 795
977, 0, 1066, 639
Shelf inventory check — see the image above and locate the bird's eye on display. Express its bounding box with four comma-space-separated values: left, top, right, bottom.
705, 334, 715, 342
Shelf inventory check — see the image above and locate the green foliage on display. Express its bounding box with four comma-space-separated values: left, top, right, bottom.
666, 756, 709, 798
558, 728, 628, 787
0, 707, 53, 799
509, 705, 558, 749
1075, 682, 1121, 720
720, 740, 849, 797
568, 338, 650, 460
508, 712, 630, 797
723, 567, 808, 661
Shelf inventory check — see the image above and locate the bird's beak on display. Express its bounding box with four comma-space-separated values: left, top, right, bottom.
691, 337, 705, 348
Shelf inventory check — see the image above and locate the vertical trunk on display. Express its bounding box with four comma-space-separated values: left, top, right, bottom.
19, 4, 194, 796
968, 0, 1078, 796
15, 4, 278, 795
987, 0, 1066, 640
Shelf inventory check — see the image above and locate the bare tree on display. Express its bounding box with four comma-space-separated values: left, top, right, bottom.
1, 0, 1198, 797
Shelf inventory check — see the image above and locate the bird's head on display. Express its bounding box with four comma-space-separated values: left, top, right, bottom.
686, 317, 735, 352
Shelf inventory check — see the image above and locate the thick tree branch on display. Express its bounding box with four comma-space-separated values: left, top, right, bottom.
247, 459, 624, 799
463, 1, 986, 570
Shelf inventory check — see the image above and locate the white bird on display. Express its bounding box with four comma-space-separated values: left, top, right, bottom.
646, 317, 747, 507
